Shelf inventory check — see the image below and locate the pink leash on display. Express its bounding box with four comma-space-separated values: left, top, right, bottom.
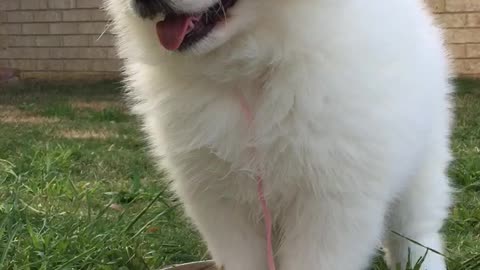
237, 93, 277, 270
256, 175, 276, 270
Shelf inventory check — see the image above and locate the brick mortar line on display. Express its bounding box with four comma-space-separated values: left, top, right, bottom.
5, 8, 104, 12
1, 34, 114, 37
1, 58, 119, 60
7, 8, 105, 12
1, 34, 111, 37
4, 59, 119, 60
2, 20, 109, 25
5, 47, 115, 49
435, 11, 480, 15
6, 46, 115, 48
20, 70, 119, 72
2, 21, 109, 25
3, 21, 110, 24
444, 27, 480, 29
18, 70, 119, 72
3, 44, 107, 47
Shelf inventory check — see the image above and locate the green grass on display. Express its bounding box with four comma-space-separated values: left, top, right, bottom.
0, 79, 479, 269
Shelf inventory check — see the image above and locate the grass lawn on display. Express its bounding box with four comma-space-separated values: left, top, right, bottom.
0, 79, 479, 269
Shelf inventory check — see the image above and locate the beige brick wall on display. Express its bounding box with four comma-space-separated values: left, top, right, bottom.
0, 0, 120, 80
431, 0, 480, 77
0, 0, 479, 80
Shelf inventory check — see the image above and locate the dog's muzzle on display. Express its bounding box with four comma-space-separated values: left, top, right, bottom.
132, 0, 174, 19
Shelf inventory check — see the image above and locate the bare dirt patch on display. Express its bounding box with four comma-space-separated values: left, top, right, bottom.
70, 101, 124, 111
55, 129, 118, 139
0, 106, 59, 124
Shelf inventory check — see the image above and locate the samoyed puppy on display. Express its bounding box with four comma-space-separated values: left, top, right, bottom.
104, 0, 453, 269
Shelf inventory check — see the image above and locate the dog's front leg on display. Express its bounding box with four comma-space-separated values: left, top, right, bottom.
179, 188, 268, 270
277, 193, 387, 270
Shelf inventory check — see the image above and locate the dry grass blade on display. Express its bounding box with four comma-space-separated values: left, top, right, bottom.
123, 187, 169, 233
0, 224, 18, 267
459, 253, 480, 270
391, 231, 451, 260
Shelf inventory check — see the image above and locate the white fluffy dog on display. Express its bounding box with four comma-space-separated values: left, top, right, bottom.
105, 0, 453, 269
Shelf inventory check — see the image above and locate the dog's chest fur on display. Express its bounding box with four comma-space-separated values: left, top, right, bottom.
159, 76, 308, 205
136, 66, 413, 210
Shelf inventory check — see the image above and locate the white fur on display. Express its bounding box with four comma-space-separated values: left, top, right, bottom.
105, 0, 453, 269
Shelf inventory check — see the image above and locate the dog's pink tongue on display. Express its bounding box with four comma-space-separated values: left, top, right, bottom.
156, 14, 192, 51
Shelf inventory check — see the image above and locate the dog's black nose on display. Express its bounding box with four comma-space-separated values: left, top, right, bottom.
133, 0, 175, 19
